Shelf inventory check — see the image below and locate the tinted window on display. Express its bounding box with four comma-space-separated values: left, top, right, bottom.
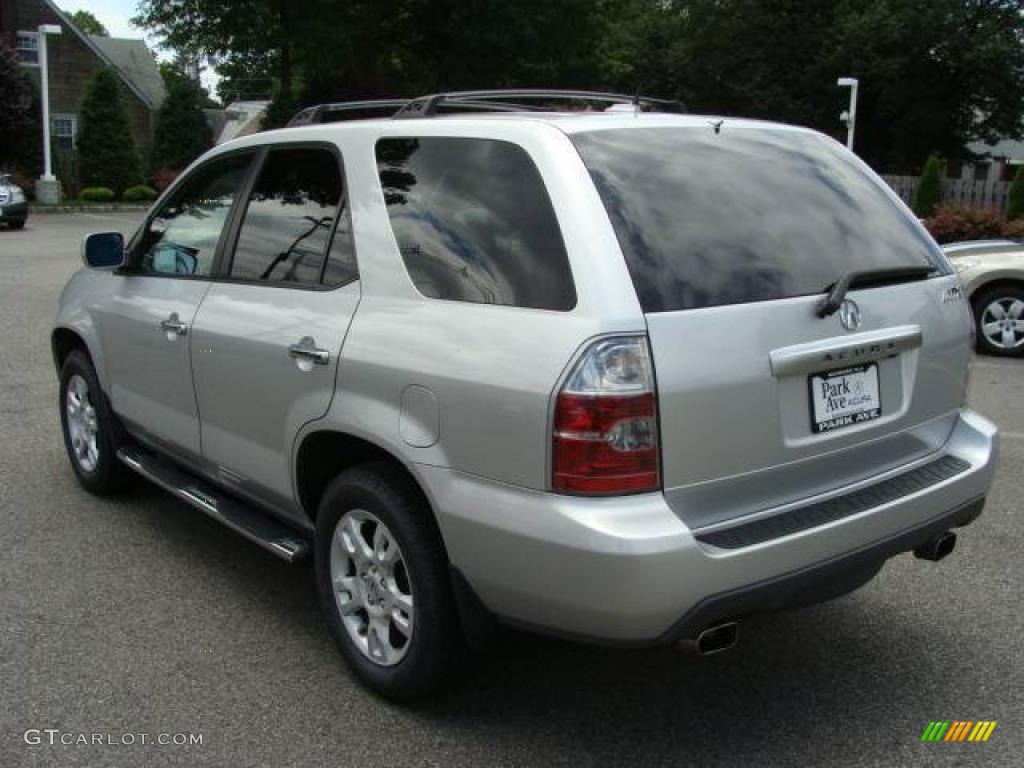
571, 128, 945, 313
376, 137, 575, 310
231, 147, 354, 286
137, 152, 253, 276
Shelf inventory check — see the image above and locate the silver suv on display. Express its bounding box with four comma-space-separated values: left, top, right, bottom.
53, 91, 998, 700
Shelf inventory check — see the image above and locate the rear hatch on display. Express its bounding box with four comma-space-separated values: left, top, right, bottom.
572, 124, 970, 530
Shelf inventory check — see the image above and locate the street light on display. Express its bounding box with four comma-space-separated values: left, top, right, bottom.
837, 77, 858, 152
37, 23, 62, 203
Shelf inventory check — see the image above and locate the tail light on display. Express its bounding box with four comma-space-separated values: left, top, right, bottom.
552, 336, 660, 495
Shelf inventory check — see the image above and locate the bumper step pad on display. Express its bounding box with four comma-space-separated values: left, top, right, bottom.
695, 455, 971, 550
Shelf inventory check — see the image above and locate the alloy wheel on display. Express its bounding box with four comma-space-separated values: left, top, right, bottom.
66, 373, 100, 472
329, 509, 415, 666
980, 297, 1024, 351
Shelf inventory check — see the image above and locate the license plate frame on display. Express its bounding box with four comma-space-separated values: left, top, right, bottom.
808, 363, 881, 434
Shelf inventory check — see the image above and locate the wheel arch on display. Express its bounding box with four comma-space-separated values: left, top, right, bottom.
51, 326, 91, 375
294, 429, 447, 548
968, 277, 1024, 309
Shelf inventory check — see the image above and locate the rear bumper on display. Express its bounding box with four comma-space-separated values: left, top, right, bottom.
422, 408, 997, 644
0, 201, 28, 222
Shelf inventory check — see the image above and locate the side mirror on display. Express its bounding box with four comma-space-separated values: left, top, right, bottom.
82, 232, 125, 269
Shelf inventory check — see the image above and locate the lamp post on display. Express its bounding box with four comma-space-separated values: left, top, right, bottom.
37, 23, 63, 203
837, 77, 858, 152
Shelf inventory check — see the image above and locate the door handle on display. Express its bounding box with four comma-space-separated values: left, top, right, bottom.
288, 336, 330, 366
160, 312, 188, 337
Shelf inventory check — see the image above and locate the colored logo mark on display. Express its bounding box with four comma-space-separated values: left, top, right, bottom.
921, 721, 997, 742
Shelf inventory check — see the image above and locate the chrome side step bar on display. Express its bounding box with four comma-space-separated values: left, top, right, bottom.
117, 446, 310, 563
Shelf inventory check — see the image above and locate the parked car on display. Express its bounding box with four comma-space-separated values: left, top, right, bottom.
943, 239, 1024, 357
0, 173, 28, 229
53, 89, 997, 701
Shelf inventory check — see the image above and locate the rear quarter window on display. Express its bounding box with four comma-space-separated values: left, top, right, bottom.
571, 127, 945, 313
375, 136, 576, 310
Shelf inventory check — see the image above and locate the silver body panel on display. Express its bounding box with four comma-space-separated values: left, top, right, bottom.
190, 281, 361, 521
54, 113, 999, 642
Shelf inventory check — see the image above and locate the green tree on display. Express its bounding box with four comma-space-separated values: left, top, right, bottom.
602, 0, 1024, 172
0, 41, 34, 169
77, 69, 142, 194
68, 9, 109, 36
134, 0, 306, 96
1008, 166, 1024, 222
914, 155, 944, 218
152, 70, 213, 171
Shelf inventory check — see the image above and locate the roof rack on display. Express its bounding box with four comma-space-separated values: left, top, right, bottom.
392, 89, 686, 119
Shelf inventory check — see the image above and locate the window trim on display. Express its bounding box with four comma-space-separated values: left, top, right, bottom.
373, 135, 578, 312
16, 31, 40, 67
121, 147, 262, 281
216, 140, 359, 292
51, 113, 77, 147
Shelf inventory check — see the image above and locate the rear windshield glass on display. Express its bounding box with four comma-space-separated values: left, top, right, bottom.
571, 127, 944, 313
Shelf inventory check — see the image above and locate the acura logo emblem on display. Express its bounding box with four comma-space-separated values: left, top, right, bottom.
839, 299, 862, 331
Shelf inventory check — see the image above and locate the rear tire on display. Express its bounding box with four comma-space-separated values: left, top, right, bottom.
314, 463, 464, 701
59, 349, 132, 494
973, 285, 1024, 357
7, 219, 25, 230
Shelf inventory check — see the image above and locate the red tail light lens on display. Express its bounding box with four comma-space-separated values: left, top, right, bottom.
552, 337, 659, 495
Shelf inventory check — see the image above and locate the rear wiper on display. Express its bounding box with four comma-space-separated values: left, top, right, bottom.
816, 266, 936, 318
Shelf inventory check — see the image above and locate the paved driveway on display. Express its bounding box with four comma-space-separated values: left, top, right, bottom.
2, 214, 1021, 767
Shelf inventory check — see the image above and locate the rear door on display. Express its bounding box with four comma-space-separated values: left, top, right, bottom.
98, 151, 256, 457
572, 125, 969, 529
190, 144, 360, 517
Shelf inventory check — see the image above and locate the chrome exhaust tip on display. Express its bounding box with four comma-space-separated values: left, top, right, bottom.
914, 531, 957, 562
691, 621, 739, 655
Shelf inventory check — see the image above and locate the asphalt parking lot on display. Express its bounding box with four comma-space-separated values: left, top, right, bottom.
2, 213, 1022, 767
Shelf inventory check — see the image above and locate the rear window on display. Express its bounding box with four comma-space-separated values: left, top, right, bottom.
571, 127, 944, 313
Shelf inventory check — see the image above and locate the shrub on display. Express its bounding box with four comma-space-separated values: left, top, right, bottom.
77, 68, 142, 194
79, 186, 115, 202
152, 168, 179, 192
1008, 165, 1024, 221
122, 184, 157, 202
1004, 218, 1024, 239
924, 204, 1019, 244
914, 155, 944, 218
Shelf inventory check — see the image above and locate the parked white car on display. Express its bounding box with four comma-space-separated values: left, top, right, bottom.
943, 239, 1024, 357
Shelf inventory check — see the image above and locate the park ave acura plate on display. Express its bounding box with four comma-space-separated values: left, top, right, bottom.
809, 363, 881, 433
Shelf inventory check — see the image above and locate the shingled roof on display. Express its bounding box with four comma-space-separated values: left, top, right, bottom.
87, 35, 167, 110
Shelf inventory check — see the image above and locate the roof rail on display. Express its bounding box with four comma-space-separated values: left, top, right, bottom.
392, 89, 686, 119
287, 99, 412, 127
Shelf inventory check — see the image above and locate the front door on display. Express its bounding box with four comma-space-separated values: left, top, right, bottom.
97, 151, 256, 457
190, 145, 360, 515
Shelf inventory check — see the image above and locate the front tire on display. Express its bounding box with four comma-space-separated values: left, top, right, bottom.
973, 285, 1024, 357
59, 349, 131, 493
314, 463, 464, 701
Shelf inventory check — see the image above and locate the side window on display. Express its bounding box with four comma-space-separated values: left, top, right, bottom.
136, 152, 253, 276
375, 137, 576, 310
229, 147, 355, 286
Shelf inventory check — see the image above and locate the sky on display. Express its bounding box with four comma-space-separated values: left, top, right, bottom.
58, 0, 220, 94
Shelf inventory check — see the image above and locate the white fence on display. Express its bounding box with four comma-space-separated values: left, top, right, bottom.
882, 176, 1011, 215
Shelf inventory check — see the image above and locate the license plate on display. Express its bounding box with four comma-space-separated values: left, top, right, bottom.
808, 364, 881, 433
